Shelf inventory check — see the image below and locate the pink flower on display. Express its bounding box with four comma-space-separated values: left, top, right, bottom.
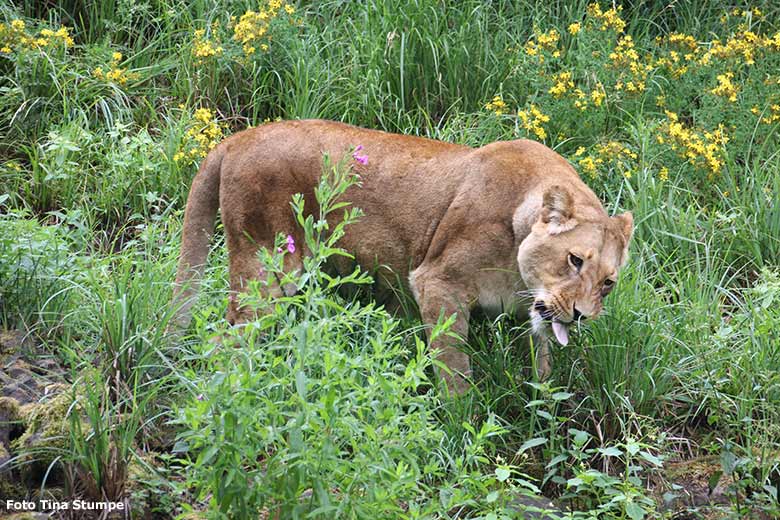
278, 234, 296, 253
352, 144, 368, 165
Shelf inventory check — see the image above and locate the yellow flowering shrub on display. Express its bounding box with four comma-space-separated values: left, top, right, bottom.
232, 1, 296, 55
608, 35, 647, 94
657, 111, 729, 179
548, 71, 574, 98
517, 104, 550, 140
92, 51, 139, 86
484, 95, 508, 116
524, 28, 559, 62
187, 0, 300, 73
0, 19, 73, 53
710, 72, 739, 102
192, 27, 224, 62
473, 2, 780, 193
585, 3, 626, 33
757, 104, 780, 125
173, 107, 227, 165
574, 141, 637, 179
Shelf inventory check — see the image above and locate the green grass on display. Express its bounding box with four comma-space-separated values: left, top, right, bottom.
1, 1, 779, 518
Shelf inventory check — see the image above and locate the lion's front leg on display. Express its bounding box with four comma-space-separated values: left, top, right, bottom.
411, 271, 474, 395
530, 312, 553, 380
535, 339, 552, 380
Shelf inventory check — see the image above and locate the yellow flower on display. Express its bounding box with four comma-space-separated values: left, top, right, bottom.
658, 114, 728, 178
93, 61, 139, 85
193, 28, 224, 60
590, 88, 605, 107
233, 7, 281, 54
112, 51, 123, 62
548, 71, 574, 98
175, 107, 227, 165
524, 28, 559, 60
11, 19, 25, 31
659, 167, 669, 181
586, 3, 625, 33
517, 104, 549, 140
568, 22, 581, 35
54, 26, 74, 46
710, 72, 739, 102
485, 95, 508, 115
284, 4, 295, 14
194, 107, 214, 124
578, 156, 602, 178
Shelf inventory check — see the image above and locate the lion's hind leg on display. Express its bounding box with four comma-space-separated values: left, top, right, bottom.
225, 233, 304, 325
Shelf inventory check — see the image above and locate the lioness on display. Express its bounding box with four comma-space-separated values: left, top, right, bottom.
172, 120, 633, 394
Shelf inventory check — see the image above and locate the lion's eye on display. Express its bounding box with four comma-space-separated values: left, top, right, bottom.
604, 279, 614, 287
568, 253, 584, 271
601, 279, 615, 296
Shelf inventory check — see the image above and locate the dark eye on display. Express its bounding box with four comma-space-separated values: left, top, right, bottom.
568, 253, 583, 271
604, 279, 614, 287
601, 279, 615, 296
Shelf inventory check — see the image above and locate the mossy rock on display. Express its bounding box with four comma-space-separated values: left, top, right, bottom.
0, 329, 25, 358
10, 384, 75, 484
0, 395, 21, 418
0, 476, 28, 502
0, 395, 22, 449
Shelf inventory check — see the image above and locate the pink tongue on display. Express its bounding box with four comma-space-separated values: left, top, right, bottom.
551, 321, 569, 346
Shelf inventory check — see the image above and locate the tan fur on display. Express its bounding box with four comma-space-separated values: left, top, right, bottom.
172, 120, 633, 394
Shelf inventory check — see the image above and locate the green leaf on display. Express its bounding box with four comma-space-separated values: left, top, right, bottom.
708, 470, 723, 494
546, 454, 568, 468
626, 439, 640, 456
721, 449, 737, 475
638, 450, 663, 466
486, 490, 499, 503
495, 467, 511, 482
536, 410, 554, 421
518, 437, 547, 453
598, 446, 623, 457
570, 428, 590, 446
625, 501, 645, 520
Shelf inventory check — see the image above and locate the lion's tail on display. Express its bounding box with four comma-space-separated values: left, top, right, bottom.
170, 144, 224, 329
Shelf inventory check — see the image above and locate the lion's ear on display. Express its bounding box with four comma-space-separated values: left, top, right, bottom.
613, 211, 634, 266
613, 211, 634, 243
540, 185, 577, 234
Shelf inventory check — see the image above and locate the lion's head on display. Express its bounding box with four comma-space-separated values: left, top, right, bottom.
516, 185, 633, 345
